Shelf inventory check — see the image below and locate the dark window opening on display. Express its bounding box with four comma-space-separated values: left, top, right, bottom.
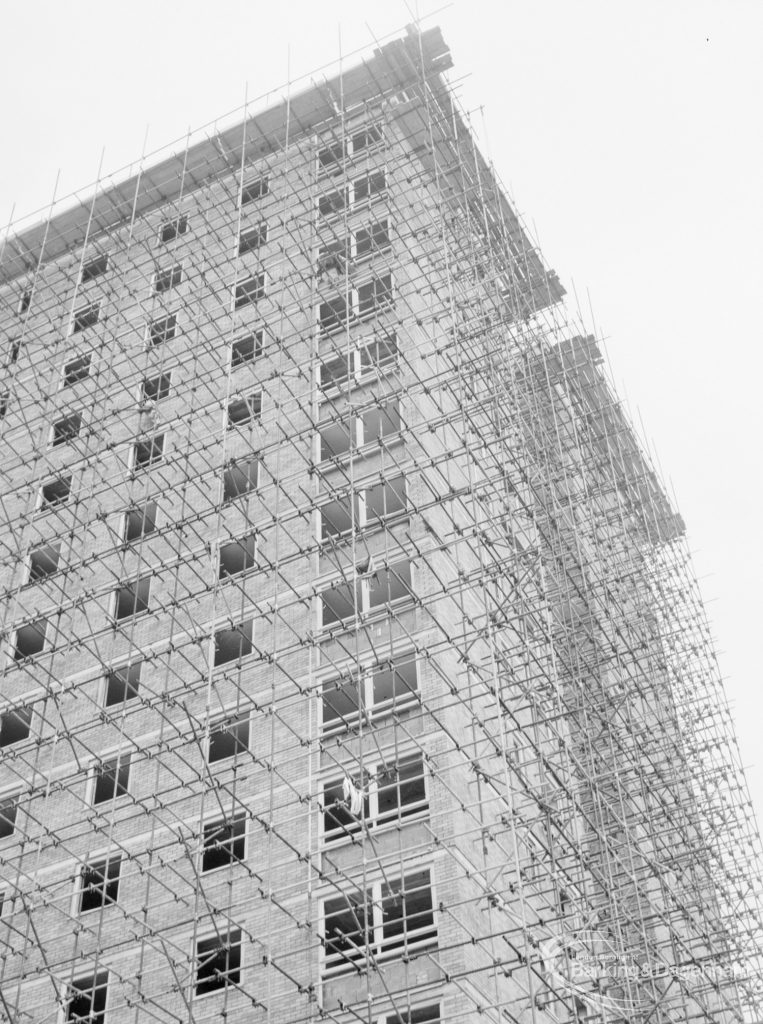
52, 412, 82, 446
319, 351, 350, 389
222, 457, 259, 502
218, 535, 256, 578
355, 220, 391, 259
319, 296, 349, 333
65, 972, 108, 1024
0, 707, 32, 748
79, 856, 120, 913
362, 399, 400, 441
318, 140, 346, 172
352, 124, 383, 153
202, 815, 246, 872
320, 494, 358, 540
195, 929, 242, 995
231, 331, 263, 366
213, 622, 253, 666
18, 290, 31, 315
208, 714, 250, 762
380, 871, 435, 954
373, 658, 418, 709
323, 894, 368, 970
81, 254, 109, 283
0, 392, 8, 420
8, 338, 20, 364
0, 797, 18, 839
317, 238, 349, 275
387, 1006, 441, 1024
133, 434, 165, 470
114, 577, 151, 620
242, 177, 268, 204
105, 662, 142, 706
318, 187, 348, 218
322, 675, 360, 731
14, 619, 47, 660
321, 580, 359, 627
73, 303, 100, 333
124, 501, 157, 543
153, 264, 183, 294
376, 756, 427, 826
29, 542, 61, 581
319, 419, 353, 461
234, 274, 265, 308
227, 392, 262, 426
368, 561, 413, 609
41, 476, 71, 508
63, 354, 92, 386
322, 777, 368, 841
141, 373, 171, 402
238, 222, 268, 254
361, 333, 398, 370
365, 476, 406, 525
93, 755, 130, 804
357, 274, 393, 316
354, 169, 386, 202
159, 215, 188, 243
148, 313, 177, 346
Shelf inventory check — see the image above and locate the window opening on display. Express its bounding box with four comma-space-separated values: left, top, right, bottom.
65, 973, 108, 1024
195, 929, 242, 995
241, 177, 268, 204
231, 331, 263, 366
159, 215, 188, 243
81, 254, 109, 283
133, 434, 165, 470
208, 714, 250, 763
124, 501, 157, 543
92, 755, 130, 804
29, 542, 61, 581
105, 662, 142, 706
148, 313, 177, 346
41, 476, 71, 507
202, 815, 246, 872
218, 535, 256, 578
79, 856, 120, 913
114, 577, 151, 620
63, 354, 92, 386
238, 222, 268, 254
141, 373, 171, 402
0, 707, 32, 747
153, 264, 183, 294
222, 457, 259, 502
213, 622, 253, 665
52, 413, 82, 446
234, 274, 265, 309
72, 303, 100, 333
14, 619, 47, 660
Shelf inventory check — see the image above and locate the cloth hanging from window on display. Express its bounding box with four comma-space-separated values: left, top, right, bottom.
342, 776, 363, 817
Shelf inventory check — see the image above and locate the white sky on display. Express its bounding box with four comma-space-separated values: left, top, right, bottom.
2, 0, 762, 830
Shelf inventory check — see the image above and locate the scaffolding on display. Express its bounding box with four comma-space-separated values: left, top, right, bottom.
0, 22, 761, 1024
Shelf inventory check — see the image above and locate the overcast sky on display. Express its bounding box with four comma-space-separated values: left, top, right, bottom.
2, 1, 762, 829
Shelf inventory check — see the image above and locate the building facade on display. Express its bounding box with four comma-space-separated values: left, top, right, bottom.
0, 25, 761, 1024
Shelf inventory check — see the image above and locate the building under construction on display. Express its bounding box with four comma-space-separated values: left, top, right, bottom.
0, 24, 761, 1024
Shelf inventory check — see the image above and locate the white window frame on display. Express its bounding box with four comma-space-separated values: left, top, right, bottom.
151, 261, 184, 297
232, 271, 267, 312
26, 539, 63, 584
130, 431, 168, 472
318, 473, 408, 541
200, 808, 248, 875
79, 253, 110, 285
69, 300, 101, 336
138, 369, 173, 406
157, 214, 189, 245
60, 352, 93, 389
317, 332, 399, 396
192, 926, 244, 1000
318, 557, 415, 631
101, 658, 143, 708
73, 849, 122, 916
145, 310, 180, 348
317, 396, 401, 465
316, 166, 387, 220
320, 751, 428, 845
122, 499, 159, 544
320, 867, 436, 977
49, 410, 84, 449
317, 272, 394, 335
240, 175, 269, 205
11, 618, 48, 661
87, 750, 131, 807
206, 709, 251, 766
377, 1005, 441, 1024
238, 220, 268, 254
112, 575, 152, 622
0, 785, 22, 840
320, 652, 419, 736
316, 123, 384, 175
